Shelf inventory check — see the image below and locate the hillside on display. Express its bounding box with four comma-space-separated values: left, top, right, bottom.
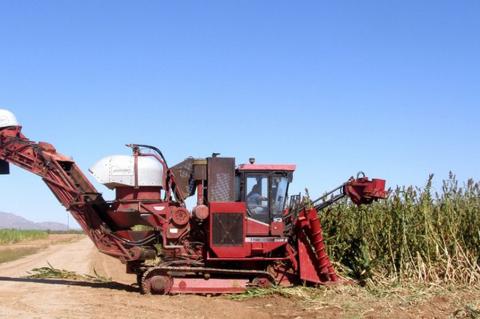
0, 212, 68, 231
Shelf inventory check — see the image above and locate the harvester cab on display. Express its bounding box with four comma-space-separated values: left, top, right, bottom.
237, 162, 295, 232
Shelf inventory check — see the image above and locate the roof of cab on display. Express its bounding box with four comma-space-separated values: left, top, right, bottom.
237, 164, 296, 172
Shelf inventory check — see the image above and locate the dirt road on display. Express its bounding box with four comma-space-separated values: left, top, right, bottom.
0, 237, 276, 319
0, 237, 478, 319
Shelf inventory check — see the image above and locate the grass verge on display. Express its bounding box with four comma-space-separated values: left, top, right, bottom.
0, 247, 42, 264
0, 233, 84, 264
0, 229, 48, 244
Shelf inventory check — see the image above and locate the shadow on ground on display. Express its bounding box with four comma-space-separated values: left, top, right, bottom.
0, 276, 138, 292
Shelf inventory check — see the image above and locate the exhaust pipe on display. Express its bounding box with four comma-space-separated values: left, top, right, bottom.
0, 159, 9, 174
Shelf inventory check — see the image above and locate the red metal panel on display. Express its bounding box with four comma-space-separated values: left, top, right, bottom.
297, 208, 338, 283
246, 217, 269, 236
209, 202, 246, 213
209, 202, 250, 258
170, 278, 248, 294
251, 241, 287, 255
238, 164, 296, 171
115, 186, 161, 200
270, 221, 284, 236
345, 177, 387, 205
298, 233, 321, 283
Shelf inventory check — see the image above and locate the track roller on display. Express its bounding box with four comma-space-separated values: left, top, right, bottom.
140, 269, 173, 295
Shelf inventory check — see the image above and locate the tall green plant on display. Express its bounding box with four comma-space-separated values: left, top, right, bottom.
322, 173, 480, 285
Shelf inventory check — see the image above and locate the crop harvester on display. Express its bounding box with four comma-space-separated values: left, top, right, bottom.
0, 109, 386, 294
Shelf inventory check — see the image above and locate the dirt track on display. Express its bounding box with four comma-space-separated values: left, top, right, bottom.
0, 237, 277, 319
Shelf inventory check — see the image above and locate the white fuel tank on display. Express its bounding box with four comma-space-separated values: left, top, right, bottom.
89, 155, 165, 189
0, 109, 19, 128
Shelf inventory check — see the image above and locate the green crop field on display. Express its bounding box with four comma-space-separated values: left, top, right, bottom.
322, 173, 480, 285
0, 229, 48, 245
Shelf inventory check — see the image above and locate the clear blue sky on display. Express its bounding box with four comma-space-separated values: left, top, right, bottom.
0, 1, 479, 225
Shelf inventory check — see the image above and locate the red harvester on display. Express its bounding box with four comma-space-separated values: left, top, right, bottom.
0, 109, 387, 294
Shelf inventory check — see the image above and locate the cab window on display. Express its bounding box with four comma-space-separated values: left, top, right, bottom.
271, 176, 288, 219
246, 175, 269, 223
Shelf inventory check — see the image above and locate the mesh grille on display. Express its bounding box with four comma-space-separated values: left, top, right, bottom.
212, 212, 243, 246
210, 172, 231, 201
208, 157, 235, 202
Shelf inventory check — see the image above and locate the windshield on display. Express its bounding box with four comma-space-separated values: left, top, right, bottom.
246, 175, 269, 223
271, 176, 289, 218
244, 174, 290, 223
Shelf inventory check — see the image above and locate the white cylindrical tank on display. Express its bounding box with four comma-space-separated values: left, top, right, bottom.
0, 109, 19, 128
89, 155, 165, 189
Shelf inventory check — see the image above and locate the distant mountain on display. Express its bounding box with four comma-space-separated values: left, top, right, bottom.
0, 212, 69, 231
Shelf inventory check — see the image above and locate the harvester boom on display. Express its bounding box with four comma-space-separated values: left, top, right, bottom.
0, 125, 147, 262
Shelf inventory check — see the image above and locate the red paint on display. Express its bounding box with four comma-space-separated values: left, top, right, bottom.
246, 218, 270, 236
238, 164, 296, 171
298, 232, 321, 283
209, 202, 248, 258
345, 177, 387, 205
299, 209, 338, 283
270, 221, 284, 236
170, 278, 248, 294
116, 187, 162, 200
193, 204, 209, 220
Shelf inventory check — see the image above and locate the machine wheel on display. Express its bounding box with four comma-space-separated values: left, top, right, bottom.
252, 276, 274, 288
140, 268, 173, 295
